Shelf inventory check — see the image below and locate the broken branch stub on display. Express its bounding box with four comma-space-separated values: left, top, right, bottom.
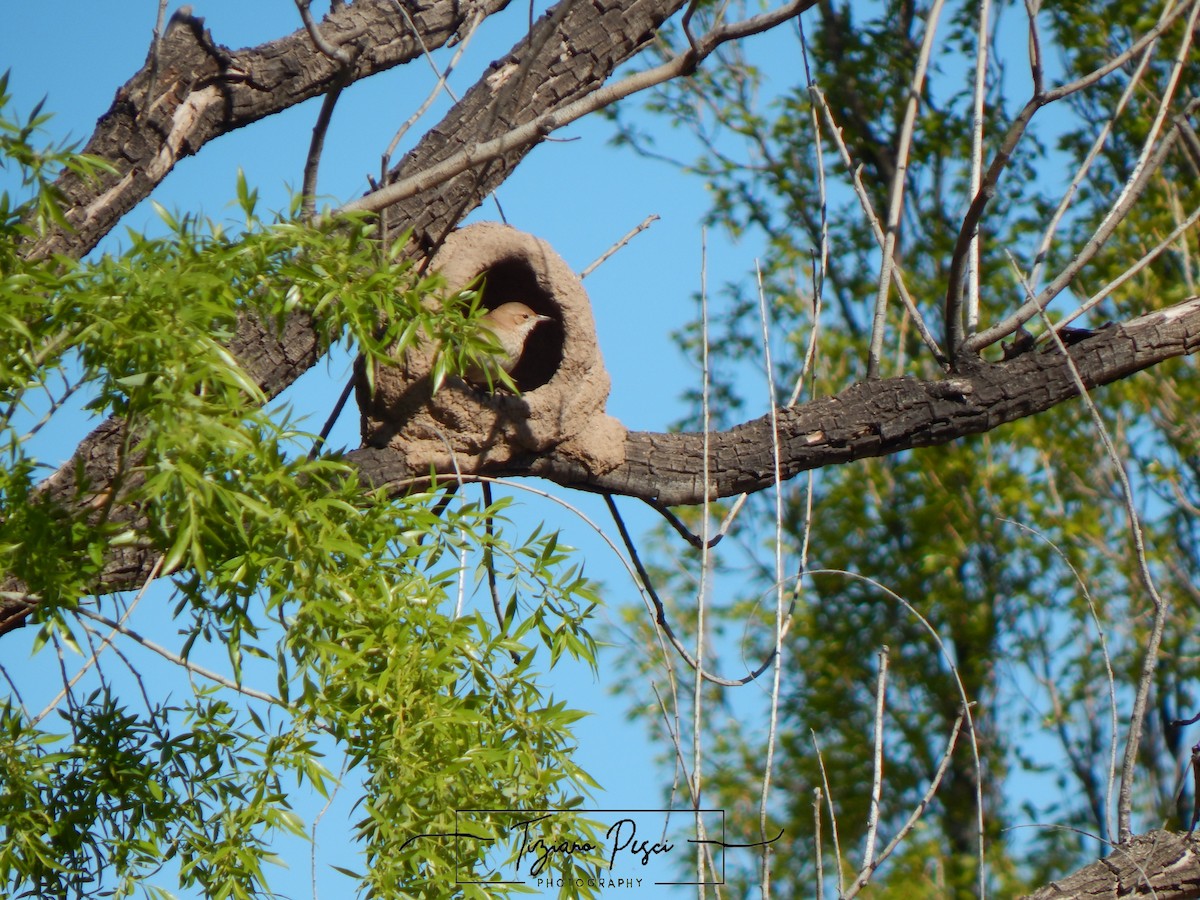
358, 222, 627, 477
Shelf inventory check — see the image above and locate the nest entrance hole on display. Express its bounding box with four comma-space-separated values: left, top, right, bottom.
477, 257, 563, 391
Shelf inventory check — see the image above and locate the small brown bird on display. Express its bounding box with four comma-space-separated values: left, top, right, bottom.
463, 301, 553, 388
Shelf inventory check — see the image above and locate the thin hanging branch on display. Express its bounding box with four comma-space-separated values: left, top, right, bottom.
1033, 311, 1169, 844
301, 77, 349, 221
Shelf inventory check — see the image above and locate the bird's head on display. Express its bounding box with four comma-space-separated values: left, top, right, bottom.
482, 302, 553, 356
461, 301, 555, 389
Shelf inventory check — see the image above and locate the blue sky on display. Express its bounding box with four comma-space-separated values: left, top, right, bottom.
0, 2, 785, 897
2, 0, 1150, 894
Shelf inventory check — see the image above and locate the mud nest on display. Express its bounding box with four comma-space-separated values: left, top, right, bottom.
357, 222, 626, 477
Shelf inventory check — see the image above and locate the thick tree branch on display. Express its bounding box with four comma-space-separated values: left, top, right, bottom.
342, 0, 816, 222
25, 0, 510, 262
8, 255, 1198, 642
21, 290, 1194, 634
374, 0, 691, 252
1021, 830, 1200, 899
2, 0, 690, 637
349, 295, 1200, 504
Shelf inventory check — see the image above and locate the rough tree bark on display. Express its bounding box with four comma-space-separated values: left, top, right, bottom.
3, 0, 687, 629
1021, 831, 1200, 899
348, 295, 1200, 501
7, 2, 1200, 893
27, 0, 510, 262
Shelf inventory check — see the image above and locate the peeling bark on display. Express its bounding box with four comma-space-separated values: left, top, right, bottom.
1022, 830, 1200, 899
27, 0, 512, 261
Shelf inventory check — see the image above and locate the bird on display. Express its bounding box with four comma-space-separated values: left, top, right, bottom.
462, 301, 553, 389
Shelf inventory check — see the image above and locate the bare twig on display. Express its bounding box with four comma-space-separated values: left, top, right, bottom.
694, 227, 711, 893
843, 707, 967, 900
787, 27, 830, 406
1045, 0, 1196, 100
71, 606, 285, 707
579, 214, 660, 279
611, 495, 773, 685
861, 646, 890, 873
294, 0, 357, 219
680, 0, 703, 57
311, 757, 348, 900
966, 102, 1195, 353
944, 90, 1042, 353
1024, 0, 1044, 95
1, 325, 88, 429
966, 0, 993, 335
383, 3, 481, 162
425, 427, 516, 657
872, 710, 966, 876
650, 680, 697, 842
339, 0, 818, 217
143, 0, 173, 119
1074, 0, 1200, 256
307, 369, 356, 460
642, 497, 725, 550
754, 261, 787, 899
480, 481, 518, 660
806, 568, 987, 895
0, 661, 27, 720
17, 375, 85, 444
1166, 178, 1198, 294
1055, 204, 1200, 335
810, 88, 946, 367
650, 681, 725, 897
294, 0, 353, 66
677, 49, 831, 551
813, 787, 825, 898
944, 0, 1199, 355
1026, 0, 1169, 292
32, 556, 164, 726
812, 730, 846, 895
390, 473, 677, 605
602, 247, 791, 692
867, 0, 947, 378
301, 78, 348, 221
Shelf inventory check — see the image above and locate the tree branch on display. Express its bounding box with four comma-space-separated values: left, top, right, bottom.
351, 294, 1200, 504
1, 0, 693, 637
24, 0, 511, 262
1020, 830, 1200, 899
